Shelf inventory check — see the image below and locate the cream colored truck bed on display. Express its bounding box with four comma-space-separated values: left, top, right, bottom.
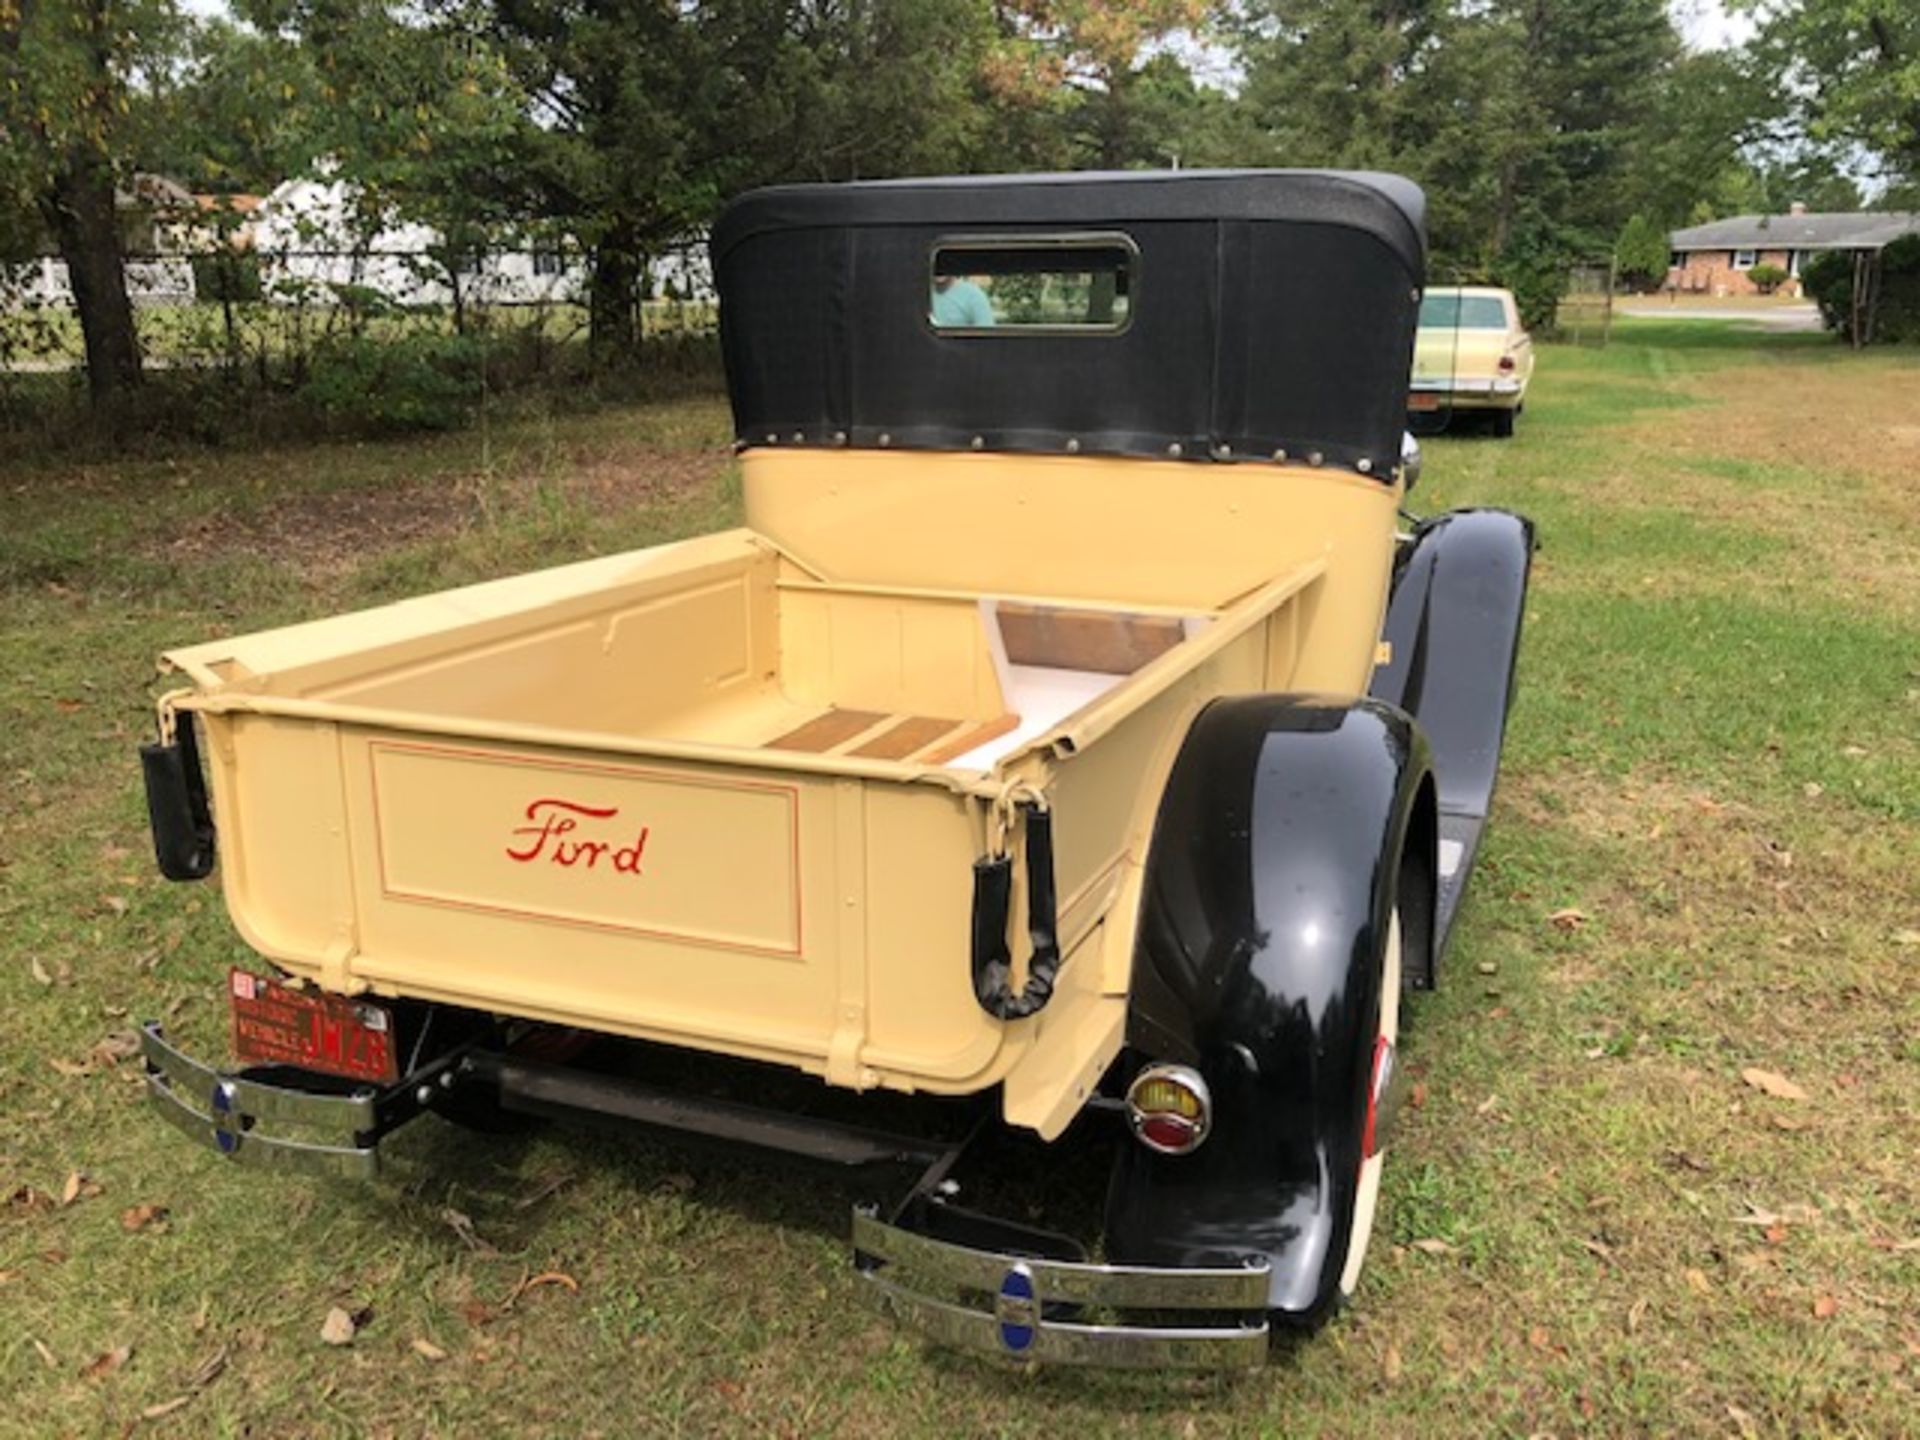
160, 450, 1397, 1137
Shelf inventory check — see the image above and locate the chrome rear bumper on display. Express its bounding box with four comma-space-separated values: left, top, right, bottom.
140, 1023, 381, 1179
852, 1208, 1269, 1369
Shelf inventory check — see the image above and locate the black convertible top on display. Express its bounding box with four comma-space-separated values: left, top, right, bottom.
712, 170, 1426, 478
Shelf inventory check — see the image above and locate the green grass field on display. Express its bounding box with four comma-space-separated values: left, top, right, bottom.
3, 319, 1917, 1436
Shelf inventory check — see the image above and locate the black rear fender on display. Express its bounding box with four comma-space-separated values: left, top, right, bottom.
1105, 696, 1433, 1324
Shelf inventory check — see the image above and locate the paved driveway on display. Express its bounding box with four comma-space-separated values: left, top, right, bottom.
1616, 300, 1823, 332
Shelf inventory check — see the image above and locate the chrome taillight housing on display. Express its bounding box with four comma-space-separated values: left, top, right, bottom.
1125, 1064, 1213, 1155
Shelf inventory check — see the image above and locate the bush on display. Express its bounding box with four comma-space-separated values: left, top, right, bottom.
1873, 234, 1920, 342
1801, 251, 1852, 332
1800, 237, 1920, 343
298, 331, 483, 432
1746, 262, 1788, 295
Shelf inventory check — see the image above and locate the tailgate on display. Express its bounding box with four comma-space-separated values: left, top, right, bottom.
198, 714, 988, 1082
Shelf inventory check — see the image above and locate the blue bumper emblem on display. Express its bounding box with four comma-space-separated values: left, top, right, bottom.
208, 1080, 241, 1155
995, 1263, 1039, 1354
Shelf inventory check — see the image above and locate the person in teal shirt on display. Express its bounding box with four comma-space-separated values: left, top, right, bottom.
932, 274, 996, 327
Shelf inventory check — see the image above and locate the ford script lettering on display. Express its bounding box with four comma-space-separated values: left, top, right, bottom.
506, 798, 651, 873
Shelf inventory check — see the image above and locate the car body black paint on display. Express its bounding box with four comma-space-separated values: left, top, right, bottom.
1371, 507, 1535, 946
1107, 696, 1433, 1322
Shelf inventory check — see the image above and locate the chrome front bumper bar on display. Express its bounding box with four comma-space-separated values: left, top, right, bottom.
140, 1023, 381, 1179
852, 1208, 1270, 1369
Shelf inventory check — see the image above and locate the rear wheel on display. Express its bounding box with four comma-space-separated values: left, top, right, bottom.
1337, 907, 1401, 1298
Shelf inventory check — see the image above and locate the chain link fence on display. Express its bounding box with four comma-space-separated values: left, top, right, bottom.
0, 246, 716, 380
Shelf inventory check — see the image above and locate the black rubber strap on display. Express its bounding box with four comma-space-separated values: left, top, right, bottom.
970, 803, 1061, 1020
139, 715, 215, 881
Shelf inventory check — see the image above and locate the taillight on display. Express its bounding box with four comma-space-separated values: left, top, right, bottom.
1125, 1064, 1212, 1155
1497, 355, 1516, 372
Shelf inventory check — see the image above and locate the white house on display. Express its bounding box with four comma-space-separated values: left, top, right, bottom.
251, 174, 713, 308
0, 172, 197, 311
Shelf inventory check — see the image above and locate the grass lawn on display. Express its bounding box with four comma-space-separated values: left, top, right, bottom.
2, 319, 1917, 1436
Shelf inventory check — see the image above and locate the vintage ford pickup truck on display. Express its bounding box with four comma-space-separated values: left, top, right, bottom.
138, 170, 1532, 1369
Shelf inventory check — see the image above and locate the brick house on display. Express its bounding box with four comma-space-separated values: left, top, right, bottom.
1668, 204, 1920, 297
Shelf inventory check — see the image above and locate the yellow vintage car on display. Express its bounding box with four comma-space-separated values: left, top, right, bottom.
1409, 284, 1535, 436
136, 171, 1532, 1369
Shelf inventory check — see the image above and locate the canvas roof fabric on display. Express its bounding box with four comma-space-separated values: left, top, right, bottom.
712, 170, 1428, 481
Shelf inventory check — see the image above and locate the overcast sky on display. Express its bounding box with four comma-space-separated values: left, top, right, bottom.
1672, 0, 1759, 52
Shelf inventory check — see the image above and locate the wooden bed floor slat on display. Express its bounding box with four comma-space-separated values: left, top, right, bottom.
919, 713, 1022, 766
849, 715, 964, 760
765, 708, 892, 753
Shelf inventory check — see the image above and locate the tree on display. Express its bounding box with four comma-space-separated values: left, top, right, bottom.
0, 0, 184, 404
1229, 0, 1688, 285
468, 0, 999, 361
991, 0, 1214, 170
1614, 212, 1668, 290
1743, 0, 1920, 187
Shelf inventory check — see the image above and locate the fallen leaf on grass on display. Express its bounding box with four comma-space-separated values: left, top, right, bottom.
81, 1343, 132, 1380
29, 957, 53, 987
1741, 1068, 1807, 1102
1626, 1297, 1649, 1334
91, 1030, 141, 1067
1546, 907, 1589, 933
1381, 1343, 1402, 1383
1685, 1268, 1712, 1295
500, 1270, 581, 1310
31, 1338, 57, 1369
1771, 1114, 1806, 1132
8, 1184, 54, 1214
49, 1056, 94, 1078
187, 1345, 228, 1390
142, 1396, 193, 1420
61, 1171, 102, 1207
1813, 1294, 1838, 1319
512, 1172, 573, 1211
120, 1203, 169, 1233
411, 1338, 448, 1362
1410, 1238, 1457, 1257
101, 895, 128, 916
319, 1307, 359, 1346
441, 1207, 498, 1255
1867, 1236, 1920, 1253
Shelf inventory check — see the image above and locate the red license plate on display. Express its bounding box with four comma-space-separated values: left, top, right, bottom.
229, 969, 399, 1084
1407, 392, 1442, 412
